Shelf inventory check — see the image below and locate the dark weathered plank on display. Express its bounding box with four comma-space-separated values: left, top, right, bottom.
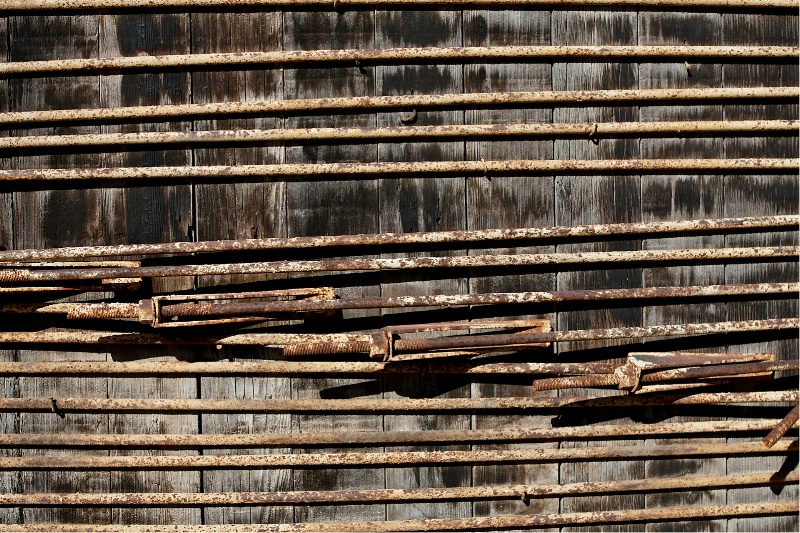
7, 13, 110, 526
723, 15, 799, 532
0, 16, 9, 257
552, 10, 644, 532
98, 13, 199, 526
0, 347, 19, 525
374, 9, 471, 523
0, 31, 13, 512
283, 9, 385, 524
191, 11, 291, 526
638, 11, 727, 533
0, 25, 14, 519
463, 9, 559, 527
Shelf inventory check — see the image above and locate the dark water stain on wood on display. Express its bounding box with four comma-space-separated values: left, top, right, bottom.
380, 65, 454, 97
116, 14, 186, 56
289, 11, 373, 51
384, 11, 450, 48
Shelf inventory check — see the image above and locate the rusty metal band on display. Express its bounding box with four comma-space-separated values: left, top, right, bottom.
533, 360, 800, 390
156, 283, 799, 318
0, 440, 794, 470
1, 391, 795, 413
0, 360, 615, 376
0, 501, 795, 532
1, 246, 796, 281
1, 158, 797, 182
764, 405, 800, 447
0, 87, 796, 127
2, 120, 796, 151
0, 420, 789, 449
0, 318, 795, 348
2, 282, 795, 320
2, 0, 796, 11
0, 87, 800, 125
0, 215, 793, 262
1, 46, 797, 77
1, 470, 794, 506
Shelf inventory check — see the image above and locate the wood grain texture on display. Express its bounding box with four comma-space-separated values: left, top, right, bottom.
6, 13, 111, 526
722, 14, 799, 533
0, 352, 19, 524
191, 11, 292, 526
463, 9, 559, 528
0, 17, 10, 256
283, 9, 385, 524
98, 13, 199, 526
1, 6, 797, 530
552, 10, 645, 533
0, 24, 13, 516
639, 11, 727, 533
375, 9, 471, 523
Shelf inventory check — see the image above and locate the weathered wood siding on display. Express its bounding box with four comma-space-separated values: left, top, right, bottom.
0, 4, 796, 531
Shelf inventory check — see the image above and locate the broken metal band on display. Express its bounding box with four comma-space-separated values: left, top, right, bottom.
5, 391, 796, 413
1, 46, 797, 77
0, 441, 794, 470
3, 119, 796, 151
2, 470, 795, 506
1, 87, 795, 127
2, 158, 795, 182
0, 247, 796, 282
152, 282, 800, 319
1, 502, 796, 532
2, 283, 794, 325
0, 352, 776, 378
0, 215, 793, 262
532, 360, 799, 391
0, 419, 790, 448
0, 318, 794, 351
3, 0, 796, 11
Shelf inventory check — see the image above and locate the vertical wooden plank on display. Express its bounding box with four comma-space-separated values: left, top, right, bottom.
722, 13, 799, 533
374, 9, 471, 523
0, 21, 14, 512
0, 16, 10, 256
552, 10, 644, 532
463, 9, 558, 525
7, 13, 111, 526
638, 12, 727, 533
0, 348, 19, 527
284, 9, 384, 524
191, 11, 292, 526
98, 13, 199, 527
0, 23, 15, 513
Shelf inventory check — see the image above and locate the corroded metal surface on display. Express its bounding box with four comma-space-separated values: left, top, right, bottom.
628, 351, 776, 368
0, 420, 786, 448
156, 283, 799, 318
1, 46, 797, 76
0, 360, 616, 376
533, 360, 798, 391
0, 88, 796, 127
1, 470, 793, 506
0, 501, 794, 531
764, 405, 800, 447
0, 215, 793, 261
0, 318, 795, 350
0, 158, 797, 182
0, 247, 796, 281
2, 120, 796, 151
0, 441, 793, 470
0, 391, 794, 413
